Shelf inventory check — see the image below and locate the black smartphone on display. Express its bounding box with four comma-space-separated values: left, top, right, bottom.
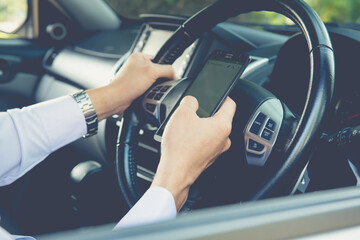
153, 50, 250, 142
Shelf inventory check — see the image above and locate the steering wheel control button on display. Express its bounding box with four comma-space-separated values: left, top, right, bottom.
248, 139, 264, 152
147, 92, 156, 99
249, 122, 261, 135
142, 79, 185, 123
160, 86, 171, 92
254, 112, 266, 125
145, 103, 156, 112
245, 99, 283, 167
265, 119, 276, 131
153, 86, 162, 92
261, 128, 273, 141
154, 93, 164, 100
249, 112, 266, 135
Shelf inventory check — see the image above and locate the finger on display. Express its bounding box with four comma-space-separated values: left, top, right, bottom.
153, 64, 176, 80
205, 156, 218, 169
180, 95, 199, 112
222, 138, 232, 152
213, 97, 236, 121
143, 54, 154, 60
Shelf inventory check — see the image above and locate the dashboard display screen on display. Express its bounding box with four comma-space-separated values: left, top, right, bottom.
141, 29, 173, 56
140, 28, 196, 77
154, 50, 249, 141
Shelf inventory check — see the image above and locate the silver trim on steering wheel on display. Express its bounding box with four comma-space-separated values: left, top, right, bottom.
244, 98, 283, 166
142, 78, 186, 119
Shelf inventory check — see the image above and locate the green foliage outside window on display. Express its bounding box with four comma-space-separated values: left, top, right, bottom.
105, 0, 360, 25
310, 0, 360, 23
1, 0, 359, 39
0, 0, 27, 38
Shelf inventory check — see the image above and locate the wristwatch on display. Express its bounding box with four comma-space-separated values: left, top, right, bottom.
71, 90, 98, 138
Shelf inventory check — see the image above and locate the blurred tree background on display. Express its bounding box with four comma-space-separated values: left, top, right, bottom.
0, 0, 27, 38
310, 0, 360, 23
105, 0, 360, 25
1, 0, 360, 38
0, 0, 27, 22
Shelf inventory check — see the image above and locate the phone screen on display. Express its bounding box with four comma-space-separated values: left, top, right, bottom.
154, 50, 249, 141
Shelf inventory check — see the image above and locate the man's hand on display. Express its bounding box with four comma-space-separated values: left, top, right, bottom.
86, 52, 175, 121
151, 96, 236, 211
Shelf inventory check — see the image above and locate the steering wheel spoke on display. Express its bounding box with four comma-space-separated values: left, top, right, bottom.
142, 78, 191, 124
244, 98, 284, 166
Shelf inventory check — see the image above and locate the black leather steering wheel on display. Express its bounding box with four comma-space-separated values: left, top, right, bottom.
116, 0, 335, 208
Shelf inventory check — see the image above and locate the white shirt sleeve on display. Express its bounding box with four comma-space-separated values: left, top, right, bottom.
10, 235, 35, 240
114, 186, 177, 229
0, 95, 86, 186
0, 95, 176, 238
0, 227, 35, 240
0, 187, 177, 240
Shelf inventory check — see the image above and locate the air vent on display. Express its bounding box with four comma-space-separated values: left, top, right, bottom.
46, 23, 67, 41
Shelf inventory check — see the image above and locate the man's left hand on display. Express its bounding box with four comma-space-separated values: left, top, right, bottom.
86, 52, 175, 121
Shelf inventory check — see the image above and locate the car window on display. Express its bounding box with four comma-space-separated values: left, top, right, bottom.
105, 0, 360, 25
0, 0, 28, 38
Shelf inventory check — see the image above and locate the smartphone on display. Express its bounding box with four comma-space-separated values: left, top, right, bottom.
153, 50, 250, 142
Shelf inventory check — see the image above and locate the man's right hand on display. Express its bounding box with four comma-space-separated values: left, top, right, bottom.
151, 96, 236, 211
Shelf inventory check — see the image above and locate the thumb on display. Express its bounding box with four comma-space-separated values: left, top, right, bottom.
213, 97, 236, 122
153, 63, 176, 80
180, 95, 199, 112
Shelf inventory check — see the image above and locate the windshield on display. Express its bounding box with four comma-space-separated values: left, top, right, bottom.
105, 0, 360, 25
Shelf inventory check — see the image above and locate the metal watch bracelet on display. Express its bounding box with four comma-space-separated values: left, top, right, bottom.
71, 90, 98, 138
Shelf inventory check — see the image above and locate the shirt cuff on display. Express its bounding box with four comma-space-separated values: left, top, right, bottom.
31, 95, 87, 151
11, 235, 36, 240
114, 186, 177, 229
0, 227, 35, 240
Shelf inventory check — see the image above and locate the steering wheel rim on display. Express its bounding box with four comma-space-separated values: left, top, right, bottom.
116, 0, 335, 208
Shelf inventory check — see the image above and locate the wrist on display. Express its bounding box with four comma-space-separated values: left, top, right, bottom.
151, 179, 189, 212
86, 87, 129, 121
151, 158, 192, 211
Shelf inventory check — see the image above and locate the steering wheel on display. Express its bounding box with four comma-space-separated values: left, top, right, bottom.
116, 0, 335, 208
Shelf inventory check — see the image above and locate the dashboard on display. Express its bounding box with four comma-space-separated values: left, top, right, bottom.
133, 25, 197, 78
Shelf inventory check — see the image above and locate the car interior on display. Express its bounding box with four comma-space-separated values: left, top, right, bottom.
1, 0, 360, 239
